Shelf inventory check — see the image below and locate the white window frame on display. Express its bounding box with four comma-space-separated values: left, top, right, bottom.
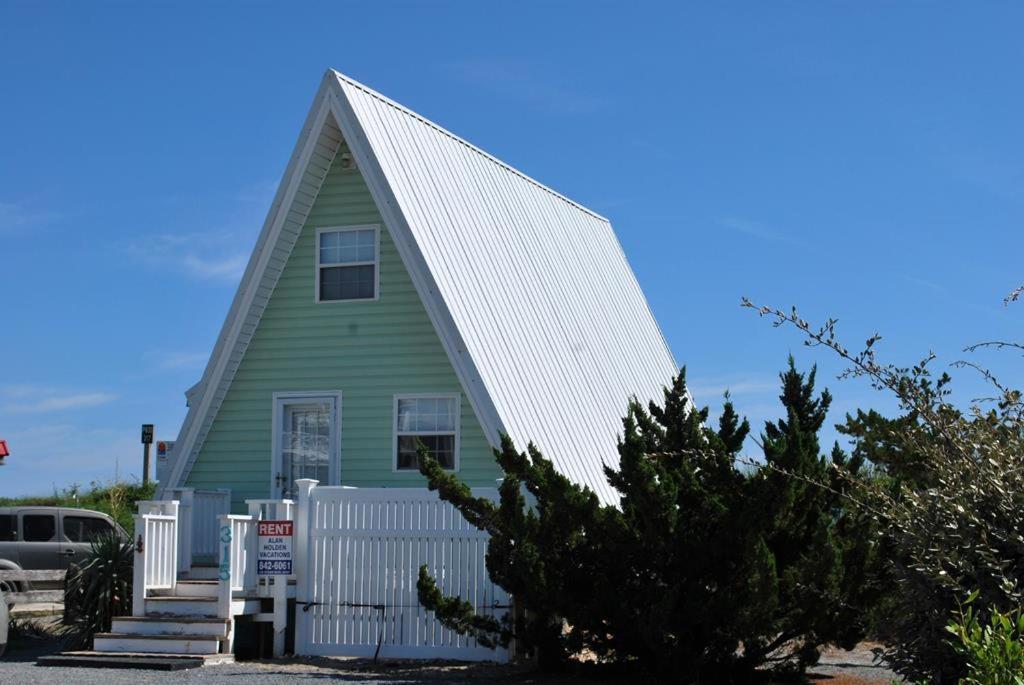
315, 224, 380, 303
392, 393, 461, 473
270, 391, 342, 497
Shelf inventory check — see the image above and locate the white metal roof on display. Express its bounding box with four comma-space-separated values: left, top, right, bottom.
162, 70, 677, 503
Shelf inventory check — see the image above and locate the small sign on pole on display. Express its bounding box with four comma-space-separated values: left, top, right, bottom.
155, 440, 174, 482
141, 424, 154, 486
257, 520, 293, 575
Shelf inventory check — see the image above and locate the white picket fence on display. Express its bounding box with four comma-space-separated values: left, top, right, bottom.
294, 483, 510, 661
131, 482, 510, 661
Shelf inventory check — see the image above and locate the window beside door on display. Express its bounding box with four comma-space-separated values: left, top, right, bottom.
394, 395, 460, 471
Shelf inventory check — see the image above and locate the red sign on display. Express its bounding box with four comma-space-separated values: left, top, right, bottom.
258, 520, 293, 537
0, 440, 8, 458
257, 520, 293, 575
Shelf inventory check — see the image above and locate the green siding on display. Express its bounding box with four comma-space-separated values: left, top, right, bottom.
187, 144, 500, 508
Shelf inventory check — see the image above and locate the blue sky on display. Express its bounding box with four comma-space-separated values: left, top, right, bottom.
1, 2, 1021, 496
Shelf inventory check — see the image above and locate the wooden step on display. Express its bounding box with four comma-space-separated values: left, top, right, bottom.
151, 580, 219, 598
38, 651, 233, 670
186, 565, 220, 581
94, 632, 224, 655
144, 596, 219, 617
112, 616, 229, 638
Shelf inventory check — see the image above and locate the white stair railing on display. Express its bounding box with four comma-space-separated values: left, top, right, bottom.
131, 500, 180, 617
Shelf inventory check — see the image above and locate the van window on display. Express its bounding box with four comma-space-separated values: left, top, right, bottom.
0, 515, 15, 541
64, 516, 114, 543
23, 514, 56, 542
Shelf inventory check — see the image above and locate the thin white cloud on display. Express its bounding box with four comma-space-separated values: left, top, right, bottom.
122, 180, 270, 283
718, 216, 802, 246
182, 253, 248, 281
126, 232, 249, 283
154, 351, 208, 371
903, 274, 945, 292
0, 201, 62, 233
0, 386, 116, 413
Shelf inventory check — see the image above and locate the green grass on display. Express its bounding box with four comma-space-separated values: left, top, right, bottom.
0, 480, 156, 533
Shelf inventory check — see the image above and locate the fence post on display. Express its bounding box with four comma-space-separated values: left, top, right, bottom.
175, 488, 195, 577
272, 500, 293, 657
132, 513, 146, 617
292, 478, 317, 655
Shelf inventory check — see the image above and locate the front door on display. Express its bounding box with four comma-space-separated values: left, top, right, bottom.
273, 393, 340, 499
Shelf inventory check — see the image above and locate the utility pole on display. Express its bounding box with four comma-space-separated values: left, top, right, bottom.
141, 424, 154, 486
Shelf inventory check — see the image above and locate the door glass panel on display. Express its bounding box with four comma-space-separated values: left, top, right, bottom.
281, 404, 330, 498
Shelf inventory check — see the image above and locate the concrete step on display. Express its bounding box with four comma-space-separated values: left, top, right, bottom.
93, 632, 224, 655
112, 616, 229, 638
38, 651, 233, 670
151, 580, 219, 598
144, 596, 219, 617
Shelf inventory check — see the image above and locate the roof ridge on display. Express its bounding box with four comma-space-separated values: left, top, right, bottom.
330, 69, 610, 223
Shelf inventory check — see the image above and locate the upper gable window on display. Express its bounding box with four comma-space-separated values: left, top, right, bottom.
316, 226, 379, 302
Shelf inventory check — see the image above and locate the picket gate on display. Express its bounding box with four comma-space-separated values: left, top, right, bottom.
294, 484, 509, 661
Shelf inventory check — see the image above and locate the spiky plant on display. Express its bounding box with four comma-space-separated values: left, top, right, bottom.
62, 535, 134, 649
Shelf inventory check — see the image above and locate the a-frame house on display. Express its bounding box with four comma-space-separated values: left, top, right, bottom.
159, 69, 677, 508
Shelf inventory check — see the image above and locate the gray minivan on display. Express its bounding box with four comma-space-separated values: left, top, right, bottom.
0, 507, 127, 593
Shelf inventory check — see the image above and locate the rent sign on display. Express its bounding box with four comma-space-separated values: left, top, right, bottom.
257, 520, 293, 575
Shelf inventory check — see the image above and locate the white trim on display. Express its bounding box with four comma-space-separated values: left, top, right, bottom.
314, 224, 380, 303
392, 393, 461, 473
271, 391, 342, 498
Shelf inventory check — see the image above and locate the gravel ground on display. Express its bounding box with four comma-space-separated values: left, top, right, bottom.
810, 643, 899, 684
0, 630, 900, 685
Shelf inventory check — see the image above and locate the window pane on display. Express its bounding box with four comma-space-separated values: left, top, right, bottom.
397, 399, 415, 432
397, 434, 455, 470
320, 265, 375, 300
437, 398, 456, 431
0, 515, 15, 541
320, 230, 375, 265
23, 514, 56, 542
397, 397, 457, 432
